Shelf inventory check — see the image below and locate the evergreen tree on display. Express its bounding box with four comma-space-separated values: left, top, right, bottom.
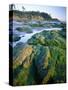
9, 4, 15, 11
22, 6, 25, 12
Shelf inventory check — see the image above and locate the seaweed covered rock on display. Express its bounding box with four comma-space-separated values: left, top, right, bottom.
16, 25, 33, 33
13, 30, 66, 85
28, 30, 66, 49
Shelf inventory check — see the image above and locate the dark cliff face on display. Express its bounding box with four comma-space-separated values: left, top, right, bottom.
12, 29, 66, 86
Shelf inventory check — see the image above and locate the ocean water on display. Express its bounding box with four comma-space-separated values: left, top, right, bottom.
10, 20, 62, 47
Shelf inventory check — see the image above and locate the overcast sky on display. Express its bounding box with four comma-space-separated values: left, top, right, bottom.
12, 4, 66, 22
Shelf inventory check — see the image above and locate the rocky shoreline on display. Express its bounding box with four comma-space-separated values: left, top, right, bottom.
12, 29, 66, 85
